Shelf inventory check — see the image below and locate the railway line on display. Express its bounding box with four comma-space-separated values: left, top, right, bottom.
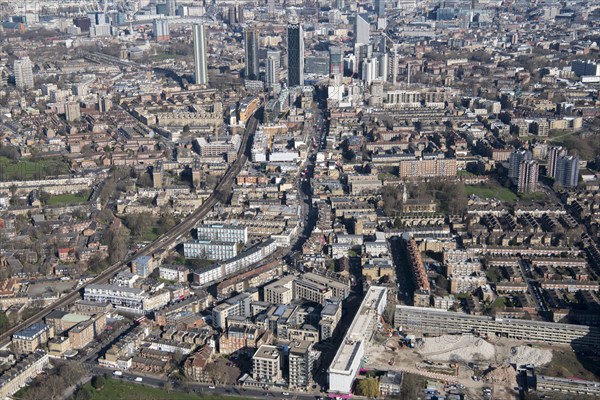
0, 115, 257, 345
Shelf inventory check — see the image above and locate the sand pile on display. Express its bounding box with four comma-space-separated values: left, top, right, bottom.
483, 363, 517, 387
505, 346, 552, 367
417, 334, 496, 363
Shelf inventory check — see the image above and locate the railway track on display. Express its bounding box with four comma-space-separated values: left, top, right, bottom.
0, 115, 258, 345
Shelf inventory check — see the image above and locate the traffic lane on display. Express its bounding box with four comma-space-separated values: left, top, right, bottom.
90, 366, 319, 400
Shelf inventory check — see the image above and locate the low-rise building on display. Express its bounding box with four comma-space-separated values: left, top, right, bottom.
12, 323, 51, 354
0, 350, 49, 399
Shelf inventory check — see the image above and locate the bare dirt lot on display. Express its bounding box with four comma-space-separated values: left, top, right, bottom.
365, 333, 562, 400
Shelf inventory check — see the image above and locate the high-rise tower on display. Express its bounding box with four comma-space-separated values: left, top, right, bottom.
518, 160, 539, 193
287, 17, 304, 87
244, 27, 260, 80
166, 0, 177, 16
547, 146, 567, 178
374, 0, 385, 17
13, 57, 34, 90
555, 155, 579, 188
193, 23, 208, 85
354, 14, 370, 46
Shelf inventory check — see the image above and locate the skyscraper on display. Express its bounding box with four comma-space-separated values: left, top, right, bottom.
362, 57, 379, 84
244, 27, 260, 81
13, 57, 34, 90
166, 0, 177, 16
153, 17, 170, 42
374, 0, 385, 17
518, 160, 539, 193
266, 55, 278, 88
329, 46, 343, 83
547, 146, 567, 178
555, 155, 579, 188
287, 18, 304, 87
193, 23, 208, 85
508, 149, 532, 180
354, 14, 370, 46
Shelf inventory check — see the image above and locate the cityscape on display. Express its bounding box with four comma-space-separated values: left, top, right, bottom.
0, 0, 599, 399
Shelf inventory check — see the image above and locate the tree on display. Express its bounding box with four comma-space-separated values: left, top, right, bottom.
75, 386, 92, 400
107, 226, 130, 263
0, 312, 10, 334
124, 213, 153, 237
356, 377, 379, 397
91, 375, 106, 389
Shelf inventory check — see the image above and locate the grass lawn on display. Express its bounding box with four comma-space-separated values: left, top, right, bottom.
140, 227, 161, 242
47, 191, 90, 205
518, 192, 548, 202
465, 184, 518, 203
0, 156, 69, 182
490, 297, 506, 309
82, 379, 251, 400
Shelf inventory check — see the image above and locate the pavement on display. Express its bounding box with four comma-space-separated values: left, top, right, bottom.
86, 364, 322, 400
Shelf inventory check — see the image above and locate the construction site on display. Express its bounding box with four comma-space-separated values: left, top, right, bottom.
364, 329, 560, 400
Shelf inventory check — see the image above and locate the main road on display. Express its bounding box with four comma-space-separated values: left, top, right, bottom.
0, 115, 258, 345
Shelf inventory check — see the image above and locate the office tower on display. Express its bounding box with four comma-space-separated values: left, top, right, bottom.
378, 52, 388, 80
329, 46, 343, 82
166, 0, 177, 16
362, 57, 379, 84
354, 43, 371, 76
508, 149, 532, 180
267, 50, 281, 71
517, 160, 539, 193
374, 0, 385, 17
193, 23, 208, 85
288, 341, 316, 390
287, 18, 304, 87
244, 27, 260, 80
267, 0, 275, 16
547, 146, 567, 178
354, 14, 370, 46
237, 4, 245, 23
555, 155, 579, 188
227, 6, 236, 24
265, 55, 278, 88
153, 17, 170, 42
13, 57, 34, 90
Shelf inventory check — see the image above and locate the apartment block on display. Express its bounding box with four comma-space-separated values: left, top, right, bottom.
183, 239, 239, 260
212, 291, 258, 329
288, 340, 317, 389
252, 345, 282, 384
264, 275, 294, 305
159, 265, 190, 283
84, 284, 146, 313
12, 323, 51, 354
399, 156, 457, 179
394, 305, 600, 347
319, 298, 342, 341
196, 224, 248, 244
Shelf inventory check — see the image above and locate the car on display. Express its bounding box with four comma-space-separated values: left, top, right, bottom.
208, 386, 216, 389
283, 392, 290, 396
135, 377, 143, 382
